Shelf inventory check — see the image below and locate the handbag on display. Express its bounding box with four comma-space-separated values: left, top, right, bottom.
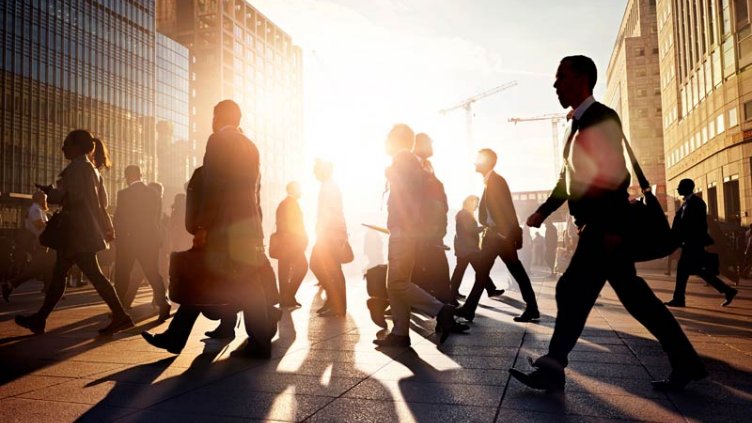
337, 238, 354, 264
620, 133, 675, 262
269, 232, 283, 259
39, 210, 69, 251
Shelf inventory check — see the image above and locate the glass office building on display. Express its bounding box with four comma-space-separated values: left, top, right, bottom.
158, 0, 304, 233
156, 32, 191, 207
0, 0, 156, 221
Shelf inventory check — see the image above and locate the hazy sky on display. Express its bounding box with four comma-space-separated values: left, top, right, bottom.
253, 0, 628, 219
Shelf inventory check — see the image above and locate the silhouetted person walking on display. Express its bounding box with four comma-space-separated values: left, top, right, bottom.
169, 193, 192, 252
449, 195, 502, 304
510, 55, 705, 392
275, 181, 309, 308
310, 160, 348, 317
456, 148, 537, 322
665, 178, 737, 308
142, 100, 276, 358
15, 130, 132, 335
411, 133, 452, 302
113, 165, 171, 321
372, 124, 459, 347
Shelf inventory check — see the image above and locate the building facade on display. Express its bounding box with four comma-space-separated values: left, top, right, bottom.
157, 0, 304, 233
606, 0, 668, 208
156, 32, 192, 209
0, 0, 157, 223
657, 0, 752, 227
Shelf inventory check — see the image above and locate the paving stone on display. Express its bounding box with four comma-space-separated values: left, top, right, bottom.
343, 378, 504, 407
0, 397, 136, 423
308, 397, 497, 423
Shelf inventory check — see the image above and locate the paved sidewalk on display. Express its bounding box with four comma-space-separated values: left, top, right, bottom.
0, 270, 750, 422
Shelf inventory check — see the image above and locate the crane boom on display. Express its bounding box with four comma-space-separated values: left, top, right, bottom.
439, 81, 518, 115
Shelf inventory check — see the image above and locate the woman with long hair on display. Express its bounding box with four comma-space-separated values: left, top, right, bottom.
14, 130, 132, 335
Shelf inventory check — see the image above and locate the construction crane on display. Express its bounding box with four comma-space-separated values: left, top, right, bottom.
508, 113, 568, 177
439, 81, 518, 151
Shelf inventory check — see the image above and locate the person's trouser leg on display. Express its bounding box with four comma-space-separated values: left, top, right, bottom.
164, 305, 201, 349
75, 253, 128, 318
546, 231, 607, 368
277, 255, 291, 302
114, 245, 136, 308
288, 251, 308, 300
430, 248, 452, 303
699, 271, 735, 295
387, 235, 443, 337
449, 256, 470, 298
240, 263, 273, 348
137, 247, 168, 306
36, 252, 75, 320
609, 264, 704, 373
673, 251, 691, 302
330, 261, 346, 314
462, 236, 498, 312
501, 245, 538, 311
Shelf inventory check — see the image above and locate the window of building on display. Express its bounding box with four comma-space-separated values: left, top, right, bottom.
706, 184, 718, 218
721, 0, 732, 35
723, 175, 741, 223
717, 114, 726, 133
709, 119, 716, 138
702, 125, 708, 144
723, 38, 736, 77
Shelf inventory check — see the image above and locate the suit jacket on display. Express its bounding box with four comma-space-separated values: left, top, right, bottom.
536, 101, 630, 227
198, 126, 264, 263
420, 159, 449, 240
479, 171, 521, 242
114, 181, 162, 249
453, 209, 482, 258
672, 195, 713, 250
275, 196, 308, 251
47, 155, 112, 254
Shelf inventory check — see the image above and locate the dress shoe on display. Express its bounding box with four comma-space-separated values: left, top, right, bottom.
230, 342, 271, 359
453, 306, 475, 323
452, 321, 470, 333
15, 314, 46, 335
722, 289, 738, 307
509, 356, 565, 392
157, 302, 171, 322
98, 314, 134, 335
436, 304, 456, 344
2, 283, 12, 302
487, 289, 505, 298
318, 308, 344, 318
367, 298, 389, 329
456, 293, 467, 300
664, 299, 685, 308
651, 368, 708, 392
373, 333, 411, 347
513, 309, 540, 322
141, 331, 183, 354
204, 326, 236, 339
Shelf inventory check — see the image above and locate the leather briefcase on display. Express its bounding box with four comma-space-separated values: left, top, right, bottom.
169, 248, 244, 306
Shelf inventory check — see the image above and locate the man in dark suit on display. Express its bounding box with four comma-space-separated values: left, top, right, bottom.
510, 55, 705, 392
666, 178, 737, 307
455, 148, 534, 322
275, 181, 308, 308
113, 165, 170, 321
142, 100, 276, 359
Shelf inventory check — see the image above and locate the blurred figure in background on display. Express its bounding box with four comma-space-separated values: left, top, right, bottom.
544, 221, 558, 277
113, 165, 171, 321
2, 191, 53, 301
449, 195, 501, 305
274, 181, 308, 309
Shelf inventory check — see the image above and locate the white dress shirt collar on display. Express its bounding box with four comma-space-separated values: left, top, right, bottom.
573, 95, 596, 121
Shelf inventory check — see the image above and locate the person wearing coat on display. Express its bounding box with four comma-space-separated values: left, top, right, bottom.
14, 130, 132, 335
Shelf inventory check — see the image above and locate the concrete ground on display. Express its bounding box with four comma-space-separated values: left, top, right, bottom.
0, 266, 750, 422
